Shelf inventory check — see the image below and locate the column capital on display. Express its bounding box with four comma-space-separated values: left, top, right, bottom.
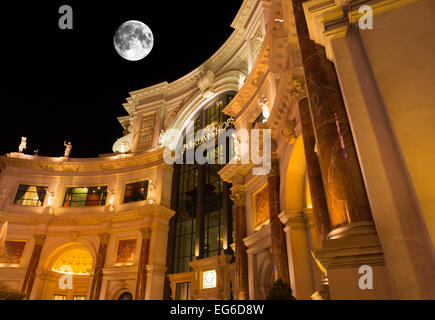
98, 232, 110, 245
230, 191, 246, 207
279, 210, 306, 229
33, 234, 46, 245
291, 77, 308, 101
140, 227, 152, 239
303, 208, 316, 228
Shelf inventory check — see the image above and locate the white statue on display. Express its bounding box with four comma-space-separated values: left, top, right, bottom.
64, 141, 72, 158
259, 95, 270, 122
18, 137, 27, 153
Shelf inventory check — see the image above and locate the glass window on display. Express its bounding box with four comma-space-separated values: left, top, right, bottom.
53, 294, 67, 300
63, 186, 107, 207
175, 282, 191, 300
172, 94, 235, 274
73, 295, 86, 300
124, 180, 148, 203
14, 185, 47, 206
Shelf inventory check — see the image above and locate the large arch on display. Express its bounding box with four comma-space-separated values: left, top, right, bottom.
280, 135, 319, 299
163, 70, 241, 150
284, 135, 307, 212
37, 242, 95, 300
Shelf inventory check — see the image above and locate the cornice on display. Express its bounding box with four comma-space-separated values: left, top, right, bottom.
218, 163, 252, 184
0, 149, 166, 173
303, 0, 419, 61
223, 32, 271, 117
231, 0, 262, 31
0, 203, 173, 227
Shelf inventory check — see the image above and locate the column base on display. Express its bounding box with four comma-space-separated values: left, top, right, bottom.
313, 223, 394, 299
310, 276, 330, 300
328, 221, 377, 240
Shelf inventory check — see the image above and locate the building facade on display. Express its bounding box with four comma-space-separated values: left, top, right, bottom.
1, 0, 435, 300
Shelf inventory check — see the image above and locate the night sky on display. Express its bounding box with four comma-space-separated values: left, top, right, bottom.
0, 1, 243, 158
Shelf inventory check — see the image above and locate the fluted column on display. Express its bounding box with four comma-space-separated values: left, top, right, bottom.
267, 159, 290, 284
89, 233, 110, 300
135, 227, 151, 300
21, 234, 46, 299
230, 190, 249, 300
291, 0, 372, 231
298, 97, 331, 242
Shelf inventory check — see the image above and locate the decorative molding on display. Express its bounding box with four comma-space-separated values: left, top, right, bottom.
279, 210, 306, 230
230, 191, 246, 207
223, 30, 271, 117
0, 149, 165, 173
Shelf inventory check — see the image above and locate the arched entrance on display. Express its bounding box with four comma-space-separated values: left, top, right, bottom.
281, 135, 319, 299
39, 243, 93, 300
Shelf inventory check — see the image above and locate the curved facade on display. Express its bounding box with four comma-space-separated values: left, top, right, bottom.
1, 0, 435, 300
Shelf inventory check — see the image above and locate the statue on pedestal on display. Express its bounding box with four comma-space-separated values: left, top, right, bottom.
64, 141, 72, 158
18, 137, 27, 153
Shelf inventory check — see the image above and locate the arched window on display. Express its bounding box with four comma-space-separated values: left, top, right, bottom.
118, 292, 133, 300
171, 93, 236, 274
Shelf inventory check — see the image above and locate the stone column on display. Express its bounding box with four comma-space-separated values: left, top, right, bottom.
135, 227, 151, 300
291, 0, 372, 230
298, 97, 330, 242
267, 158, 290, 284
195, 165, 205, 258
230, 190, 249, 300
89, 233, 110, 300
21, 234, 46, 299
222, 181, 233, 249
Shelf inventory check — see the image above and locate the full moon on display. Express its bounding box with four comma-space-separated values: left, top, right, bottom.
114, 20, 154, 61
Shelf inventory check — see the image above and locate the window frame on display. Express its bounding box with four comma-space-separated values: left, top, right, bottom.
62, 185, 108, 208
172, 93, 235, 274
13, 184, 48, 207
123, 180, 149, 204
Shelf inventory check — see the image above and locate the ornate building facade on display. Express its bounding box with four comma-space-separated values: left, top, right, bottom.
1, 0, 434, 300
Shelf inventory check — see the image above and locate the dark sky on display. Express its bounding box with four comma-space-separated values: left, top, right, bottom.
0, 1, 243, 158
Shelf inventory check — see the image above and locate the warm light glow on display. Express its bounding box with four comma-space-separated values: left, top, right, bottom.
305, 173, 313, 209
51, 268, 90, 276
202, 270, 217, 289
52, 248, 93, 274
21, 186, 40, 206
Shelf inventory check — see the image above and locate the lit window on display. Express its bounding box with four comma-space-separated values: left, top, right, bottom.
14, 185, 47, 206
53, 294, 67, 300
202, 270, 217, 289
73, 295, 86, 300
124, 180, 148, 203
63, 187, 107, 207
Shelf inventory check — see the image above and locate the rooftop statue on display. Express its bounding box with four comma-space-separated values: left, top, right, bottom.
18, 137, 27, 153
64, 141, 72, 158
